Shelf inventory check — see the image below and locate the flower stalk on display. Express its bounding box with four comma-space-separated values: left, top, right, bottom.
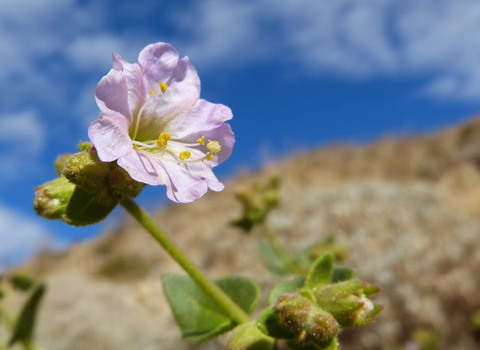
120, 198, 250, 325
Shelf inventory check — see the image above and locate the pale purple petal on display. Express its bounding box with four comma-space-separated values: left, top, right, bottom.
94, 68, 130, 123
117, 150, 211, 203
164, 99, 233, 139
135, 59, 201, 140
112, 52, 145, 119
88, 117, 132, 162
138, 43, 179, 87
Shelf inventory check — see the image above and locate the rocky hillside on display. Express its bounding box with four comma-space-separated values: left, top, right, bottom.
5, 117, 480, 350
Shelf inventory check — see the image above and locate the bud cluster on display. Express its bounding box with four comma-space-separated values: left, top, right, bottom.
230, 176, 280, 232
34, 143, 144, 226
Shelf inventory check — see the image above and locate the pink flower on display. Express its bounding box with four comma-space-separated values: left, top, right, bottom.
88, 43, 234, 203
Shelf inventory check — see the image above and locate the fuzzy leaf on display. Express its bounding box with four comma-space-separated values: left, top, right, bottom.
162, 274, 260, 344
305, 253, 333, 289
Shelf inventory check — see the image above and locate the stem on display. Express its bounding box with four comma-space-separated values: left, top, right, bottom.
120, 198, 250, 325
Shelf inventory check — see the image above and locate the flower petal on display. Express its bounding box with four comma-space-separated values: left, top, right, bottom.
116, 150, 211, 203
165, 99, 233, 139
112, 52, 145, 120
88, 116, 132, 162
134, 58, 201, 141
138, 43, 179, 86
94, 68, 130, 123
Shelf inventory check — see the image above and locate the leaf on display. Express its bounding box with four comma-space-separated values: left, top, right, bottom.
268, 277, 305, 306
9, 284, 45, 346
227, 322, 277, 350
257, 241, 294, 276
331, 267, 355, 283
305, 253, 333, 289
162, 274, 261, 344
64, 186, 117, 226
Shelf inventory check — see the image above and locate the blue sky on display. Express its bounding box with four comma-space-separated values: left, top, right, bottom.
1, 0, 480, 271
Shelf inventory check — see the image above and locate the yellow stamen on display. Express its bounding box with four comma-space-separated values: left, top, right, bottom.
149, 89, 156, 95
196, 135, 205, 145
179, 151, 191, 160
156, 132, 171, 148
159, 82, 168, 93
206, 140, 222, 154
206, 153, 214, 161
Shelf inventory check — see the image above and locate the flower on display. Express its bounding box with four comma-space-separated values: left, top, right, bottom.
88, 43, 235, 203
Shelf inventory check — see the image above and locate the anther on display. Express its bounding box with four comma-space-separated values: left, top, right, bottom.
159, 82, 168, 93
206, 140, 221, 154
180, 151, 191, 160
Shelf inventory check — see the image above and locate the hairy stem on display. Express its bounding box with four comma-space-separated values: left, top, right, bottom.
120, 198, 250, 325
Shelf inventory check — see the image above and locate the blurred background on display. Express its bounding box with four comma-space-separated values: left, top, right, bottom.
1, 1, 480, 349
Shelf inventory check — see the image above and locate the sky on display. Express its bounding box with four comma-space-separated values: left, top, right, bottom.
1, 0, 480, 271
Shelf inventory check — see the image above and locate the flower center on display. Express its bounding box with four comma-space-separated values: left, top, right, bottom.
130, 82, 222, 165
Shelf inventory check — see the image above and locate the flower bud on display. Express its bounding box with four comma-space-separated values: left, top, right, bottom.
34, 177, 76, 220
313, 280, 382, 328
273, 293, 339, 347
63, 146, 143, 204
273, 293, 313, 335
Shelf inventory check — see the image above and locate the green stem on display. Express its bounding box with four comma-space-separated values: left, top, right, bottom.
120, 198, 250, 325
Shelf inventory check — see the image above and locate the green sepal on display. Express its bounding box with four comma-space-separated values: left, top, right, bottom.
305, 253, 333, 289
331, 266, 355, 283
227, 321, 277, 350
33, 177, 76, 220
256, 308, 296, 339
268, 277, 305, 305
162, 274, 261, 344
9, 284, 45, 346
63, 186, 117, 226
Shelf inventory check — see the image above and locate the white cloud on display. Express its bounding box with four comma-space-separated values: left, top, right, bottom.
176, 0, 480, 100
0, 111, 46, 178
0, 202, 63, 272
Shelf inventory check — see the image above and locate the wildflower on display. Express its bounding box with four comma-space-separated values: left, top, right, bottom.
88, 42, 234, 203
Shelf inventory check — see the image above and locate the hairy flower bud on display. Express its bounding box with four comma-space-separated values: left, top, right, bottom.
313, 280, 382, 328
63, 146, 143, 205
34, 177, 76, 220
273, 293, 339, 347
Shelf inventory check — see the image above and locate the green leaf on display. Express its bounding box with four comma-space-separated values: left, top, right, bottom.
227, 322, 277, 350
257, 241, 294, 276
64, 186, 117, 226
268, 277, 305, 306
9, 284, 45, 346
331, 267, 355, 283
162, 274, 260, 344
305, 253, 333, 289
